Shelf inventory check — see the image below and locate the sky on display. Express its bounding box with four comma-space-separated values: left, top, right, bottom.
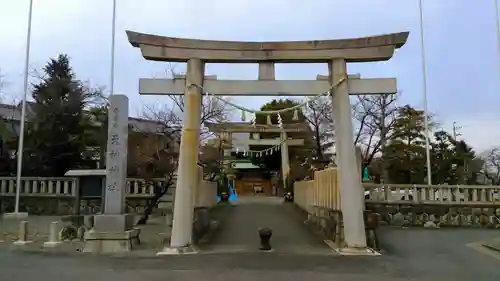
0, 0, 500, 152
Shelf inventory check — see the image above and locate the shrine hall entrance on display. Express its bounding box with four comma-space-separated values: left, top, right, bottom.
199, 196, 336, 255
234, 179, 273, 196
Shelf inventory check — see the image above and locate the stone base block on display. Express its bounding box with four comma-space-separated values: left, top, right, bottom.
335, 247, 381, 256
156, 245, 198, 256
93, 214, 135, 232
3, 212, 28, 220
13, 240, 32, 246
43, 241, 62, 248
83, 228, 140, 254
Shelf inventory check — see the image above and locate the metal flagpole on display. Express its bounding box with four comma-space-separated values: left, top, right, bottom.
419, 0, 432, 185
495, 0, 500, 73
13, 0, 34, 214
110, 0, 117, 96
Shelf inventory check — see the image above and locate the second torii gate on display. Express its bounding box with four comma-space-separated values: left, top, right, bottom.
205, 121, 309, 193
126, 30, 409, 254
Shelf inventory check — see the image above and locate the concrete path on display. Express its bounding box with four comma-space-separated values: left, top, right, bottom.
1, 199, 500, 280
1, 228, 499, 281
200, 196, 335, 255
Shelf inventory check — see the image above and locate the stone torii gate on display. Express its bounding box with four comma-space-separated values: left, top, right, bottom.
126, 30, 408, 254
205, 121, 309, 193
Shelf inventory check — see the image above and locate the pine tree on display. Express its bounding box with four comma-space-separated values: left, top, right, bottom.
384, 105, 428, 183
24, 54, 91, 176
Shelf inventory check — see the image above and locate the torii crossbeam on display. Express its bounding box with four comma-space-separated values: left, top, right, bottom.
139, 74, 397, 96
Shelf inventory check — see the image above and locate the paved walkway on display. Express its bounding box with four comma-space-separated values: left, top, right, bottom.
1, 198, 500, 280
200, 196, 335, 255
1, 228, 499, 281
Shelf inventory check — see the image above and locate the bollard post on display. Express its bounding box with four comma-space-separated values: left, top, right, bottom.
13, 220, 32, 245
43, 221, 62, 247
258, 227, 272, 251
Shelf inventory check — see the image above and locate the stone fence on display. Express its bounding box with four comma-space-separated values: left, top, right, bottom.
0, 176, 219, 215
293, 168, 500, 230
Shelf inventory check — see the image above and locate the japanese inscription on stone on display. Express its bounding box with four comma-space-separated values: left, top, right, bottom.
104, 95, 129, 214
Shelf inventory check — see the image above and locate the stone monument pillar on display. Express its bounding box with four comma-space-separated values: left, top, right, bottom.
158, 59, 204, 255
329, 59, 367, 250
280, 133, 290, 193
84, 94, 139, 253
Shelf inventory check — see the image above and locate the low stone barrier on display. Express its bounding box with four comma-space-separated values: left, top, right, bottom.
367, 203, 500, 228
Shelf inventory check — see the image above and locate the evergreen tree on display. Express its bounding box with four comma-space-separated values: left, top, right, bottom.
384, 105, 428, 183
23, 54, 95, 176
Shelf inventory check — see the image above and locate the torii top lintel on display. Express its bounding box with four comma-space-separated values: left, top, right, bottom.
126, 30, 409, 63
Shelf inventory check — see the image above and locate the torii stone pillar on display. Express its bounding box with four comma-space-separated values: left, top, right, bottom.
329, 59, 366, 249
162, 59, 204, 254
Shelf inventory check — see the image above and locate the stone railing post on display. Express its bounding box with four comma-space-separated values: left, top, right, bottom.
72, 178, 80, 215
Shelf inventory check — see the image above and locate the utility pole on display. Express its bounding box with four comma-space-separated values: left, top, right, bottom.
452, 121, 462, 140
452, 121, 468, 184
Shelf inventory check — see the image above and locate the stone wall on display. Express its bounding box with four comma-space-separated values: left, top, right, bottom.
0, 197, 75, 215
0, 196, 159, 216
367, 203, 500, 228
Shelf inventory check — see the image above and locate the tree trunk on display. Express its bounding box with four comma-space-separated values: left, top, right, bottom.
314, 125, 324, 161
136, 180, 172, 225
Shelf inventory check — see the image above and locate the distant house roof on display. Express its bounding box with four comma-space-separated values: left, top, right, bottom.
0, 102, 169, 134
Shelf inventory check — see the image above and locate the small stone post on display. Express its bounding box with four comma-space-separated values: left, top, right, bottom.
43, 221, 62, 247
13, 220, 32, 245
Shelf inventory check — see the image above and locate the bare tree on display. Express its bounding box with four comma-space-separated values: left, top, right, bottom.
136, 68, 231, 223
483, 148, 500, 185
156, 63, 233, 141
351, 94, 400, 181
133, 109, 181, 225
303, 96, 335, 162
